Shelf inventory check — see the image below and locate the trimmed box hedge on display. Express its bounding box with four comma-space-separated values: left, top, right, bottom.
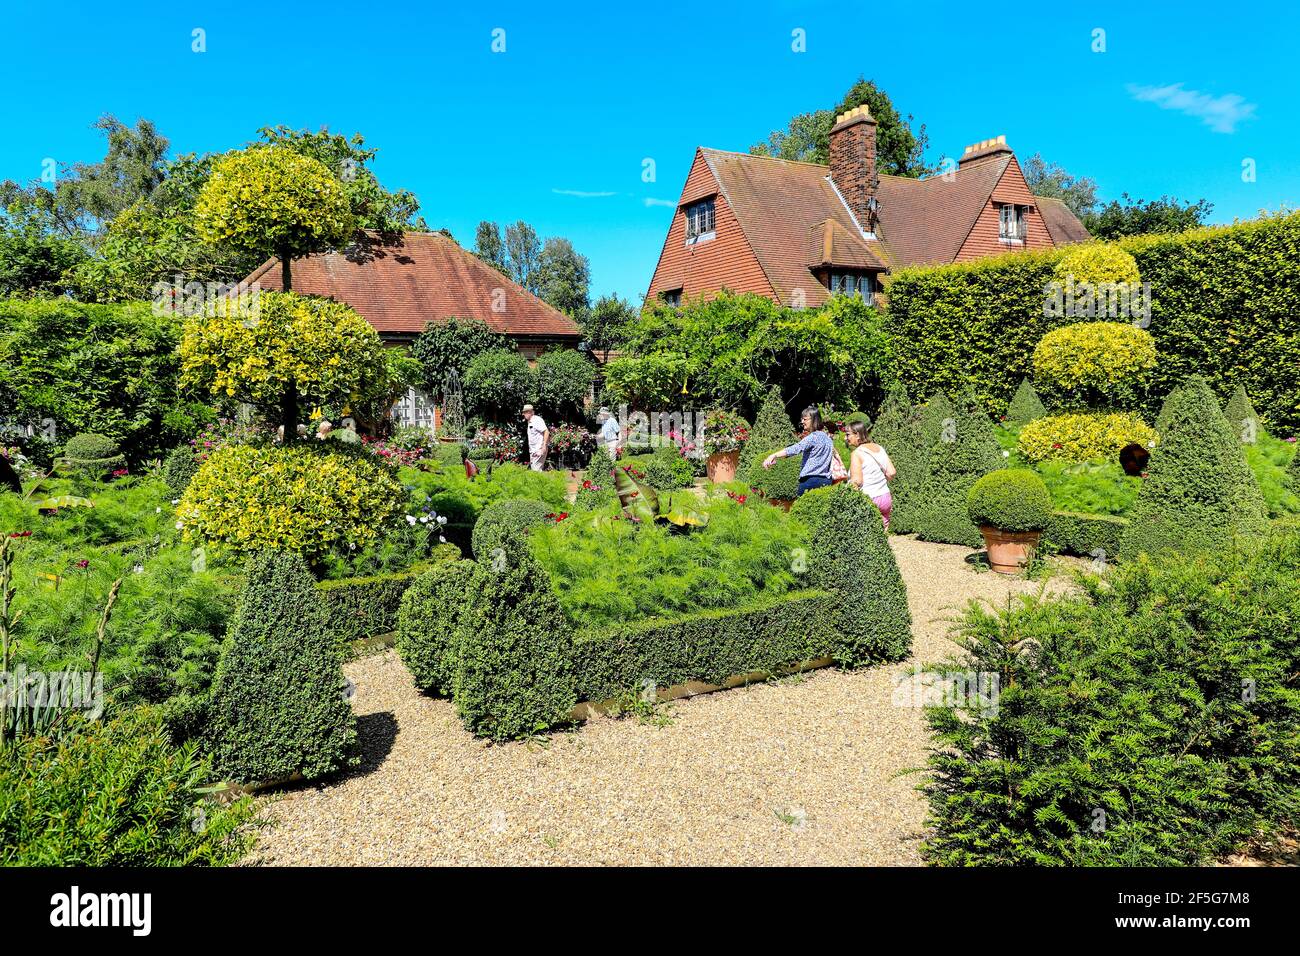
315, 564, 432, 644
1042, 510, 1128, 559
885, 212, 1300, 431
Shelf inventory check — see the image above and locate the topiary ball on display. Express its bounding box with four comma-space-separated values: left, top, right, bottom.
967, 469, 1054, 532
62, 432, 120, 461
471, 498, 553, 560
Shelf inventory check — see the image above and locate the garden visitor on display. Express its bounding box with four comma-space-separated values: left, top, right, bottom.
844, 420, 896, 528
523, 404, 550, 471
762, 406, 835, 497
597, 406, 621, 457
316, 419, 333, 440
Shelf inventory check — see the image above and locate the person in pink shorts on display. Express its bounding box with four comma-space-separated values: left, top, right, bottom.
844, 420, 896, 528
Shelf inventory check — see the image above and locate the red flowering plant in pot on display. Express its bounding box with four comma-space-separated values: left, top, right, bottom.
966, 469, 1055, 574
701, 410, 749, 483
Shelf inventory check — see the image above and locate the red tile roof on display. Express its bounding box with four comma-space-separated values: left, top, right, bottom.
243, 231, 581, 340
688, 148, 1088, 285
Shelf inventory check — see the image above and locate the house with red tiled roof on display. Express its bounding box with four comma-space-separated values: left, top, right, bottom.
242, 230, 582, 430
645, 106, 1089, 309
244, 230, 581, 357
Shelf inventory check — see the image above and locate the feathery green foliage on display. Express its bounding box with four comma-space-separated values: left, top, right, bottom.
1120, 376, 1268, 561
923, 526, 1300, 865
205, 551, 358, 783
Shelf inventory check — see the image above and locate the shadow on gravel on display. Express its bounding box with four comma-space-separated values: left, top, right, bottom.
348, 711, 399, 779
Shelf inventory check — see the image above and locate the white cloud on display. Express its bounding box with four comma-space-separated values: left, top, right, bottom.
552, 188, 617, 198
1127, 82, 1257, 134
643, 197, 676, 208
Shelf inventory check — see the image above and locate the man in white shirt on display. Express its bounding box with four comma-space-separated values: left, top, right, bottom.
523, 404, 549, 471
596, 406, 621, 457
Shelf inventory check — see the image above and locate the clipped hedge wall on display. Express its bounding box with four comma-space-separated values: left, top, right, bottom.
885, 213, 1300, 430
316, 563, 431, 644
1042, 510, 1129, 559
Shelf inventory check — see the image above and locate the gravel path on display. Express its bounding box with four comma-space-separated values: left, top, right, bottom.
244, 538, 1076, 866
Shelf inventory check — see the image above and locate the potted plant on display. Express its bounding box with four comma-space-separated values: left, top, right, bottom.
967, 469, 1054, 573
702, 410, 749, 483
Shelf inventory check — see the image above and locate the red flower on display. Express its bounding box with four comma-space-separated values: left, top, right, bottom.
75, 559, 89, 569
8, 531, 32, 538
582, 480, 593, 489
738, 494, 747, 504
112, 468, 129, 478
1052, 442, 1063, 449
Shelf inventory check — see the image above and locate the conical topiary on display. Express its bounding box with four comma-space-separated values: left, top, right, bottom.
1153, 385, 1183, 435
452, 536, 577, 740
911, 389, 1005, 547
1222, 383, 1262, 444
1005, 377, 1047, 427
206, 551, 358, 784
870, 382, 925, 534
739, 386, 794, 477
1120, 375, 1268, 561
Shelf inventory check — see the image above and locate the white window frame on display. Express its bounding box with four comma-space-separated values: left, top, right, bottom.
999, 204, 1027, 243
684, 198, 716, 244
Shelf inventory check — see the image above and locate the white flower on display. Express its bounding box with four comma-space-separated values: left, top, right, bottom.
419, 515, 430, 524
175, 521, 184, 530
155, 507, 162, 514
171, 499, 179, 505
1001, 450, 1010, 458
438, 535, 447, 543
405, 515, 417, 526
437, 515, 447, 525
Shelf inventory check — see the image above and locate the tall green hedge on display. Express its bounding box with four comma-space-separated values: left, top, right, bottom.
885, 213, 1300, 430
1120, 376, 1269, 561
205, 551, 358, 784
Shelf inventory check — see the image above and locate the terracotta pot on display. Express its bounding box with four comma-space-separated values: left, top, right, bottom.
980, 525, 1042, 574
706, 450, 740, 483
769, 498, 794, 512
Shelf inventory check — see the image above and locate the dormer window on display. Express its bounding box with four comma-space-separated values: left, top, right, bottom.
684, 198, 716, 244
661, 288, 682, 307
999, 204, 1028, 242
825, 269, 877, 298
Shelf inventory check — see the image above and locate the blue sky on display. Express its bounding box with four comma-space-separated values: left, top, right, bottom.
2, 0, 1296, 301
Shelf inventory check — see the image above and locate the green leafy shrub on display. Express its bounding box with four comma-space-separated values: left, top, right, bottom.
463, 349, 534, 424
1004, 378, 1046, 426
642, 444, 696, 491
0, 708, 254, 866
1244, 434, 1300, 518
316, 564, 432, 644
923, 526, 1300, 865
530, 492, 806, 628
967, 469, 1053, 532
869, 382, 926, 534
798, 482, 911, 664
399, 460, 566, 531
534, 348, 597, 420
574, 446, 617, 511
162, 443, 200, 495
395, 559, 476, 695
452, 538, 577, 739
178, 442, 403, 562
1121, 376, 1269, 560
885, 213, 1300, 431
745, 454, 802, 501
1032, 321, 1157, 410
910, 390, 1003, 547
205, 551, 358, 784
1018, 412, 1157, 463
471, 498, 553, 560
738, 386, 794, 477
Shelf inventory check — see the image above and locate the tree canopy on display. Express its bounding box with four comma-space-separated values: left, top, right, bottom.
749, 78, 932, 177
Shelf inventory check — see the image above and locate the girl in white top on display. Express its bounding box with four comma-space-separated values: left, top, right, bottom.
844, 420, 896, 528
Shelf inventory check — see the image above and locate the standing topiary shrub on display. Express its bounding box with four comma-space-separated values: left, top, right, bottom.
968, 469, 1054, 531
1223, 383, 1263, 443
470, 498, 553, 559
395, 559, 476, 695
452, 537, 577, 739
1120, 376, 1269, 561
643, 444, 695, 491
911, 390, 1004, 547
1004, 378, 1047, 427
800, 483, 911, 664
162, 443, 200, 495
739, 386, 794, 477
205, 551, 358, 784
574, 446, 617, 511
57, 432, 127, 478
1032, 321, 1157, 410
869, 382, 926, 534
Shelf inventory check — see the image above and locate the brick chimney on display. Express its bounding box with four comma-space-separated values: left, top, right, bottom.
829, 105, 878, 235
958, 135, 1012, 167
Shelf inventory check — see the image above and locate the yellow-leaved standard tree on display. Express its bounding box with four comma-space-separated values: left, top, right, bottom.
192, 145, 359, 436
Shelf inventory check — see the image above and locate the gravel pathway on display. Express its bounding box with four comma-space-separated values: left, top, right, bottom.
243, 538, 1076, 866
